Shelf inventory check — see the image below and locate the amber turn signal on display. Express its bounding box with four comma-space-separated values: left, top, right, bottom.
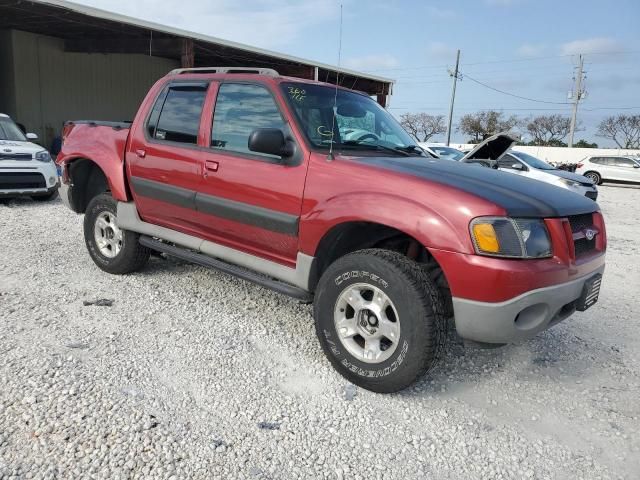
472, 223, 500, 253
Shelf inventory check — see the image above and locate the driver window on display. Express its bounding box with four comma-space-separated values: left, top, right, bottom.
614, 157, 634, 167
498, 157, 520, 169
211, 83, 285, 158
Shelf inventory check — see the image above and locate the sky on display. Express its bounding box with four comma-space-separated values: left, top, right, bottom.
76, 0, 640, 146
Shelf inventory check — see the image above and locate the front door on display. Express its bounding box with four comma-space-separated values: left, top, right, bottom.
194, 82, 307, 266
609, 157, 640, 182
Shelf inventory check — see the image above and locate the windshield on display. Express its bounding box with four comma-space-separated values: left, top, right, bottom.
281, 82, 421, 155
0, 117, 27, 142
510, 150, 555, 170
429, 146, 465, 161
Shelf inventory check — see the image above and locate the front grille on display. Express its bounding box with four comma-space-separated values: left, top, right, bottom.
0, 172, 46, 189
567, 213, 596, 257
0, 153, 32, 161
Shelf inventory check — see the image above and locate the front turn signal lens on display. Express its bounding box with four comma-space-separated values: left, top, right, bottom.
472, 223, 500, 253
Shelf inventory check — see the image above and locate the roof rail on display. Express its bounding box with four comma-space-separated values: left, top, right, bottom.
169, 67, 280, 76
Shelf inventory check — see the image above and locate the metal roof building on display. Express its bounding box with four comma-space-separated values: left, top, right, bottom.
0, 0, 394, 148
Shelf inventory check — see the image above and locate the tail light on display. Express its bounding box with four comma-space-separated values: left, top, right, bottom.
576, 163, 583, 168
61, 121, 75, 145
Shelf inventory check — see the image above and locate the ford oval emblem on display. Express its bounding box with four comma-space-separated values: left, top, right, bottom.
584, 228, 597, 241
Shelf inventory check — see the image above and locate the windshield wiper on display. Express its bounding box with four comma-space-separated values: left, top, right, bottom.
340, 140, 413, 157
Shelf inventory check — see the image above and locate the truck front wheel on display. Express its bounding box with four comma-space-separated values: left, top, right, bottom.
83, 193, 150, 274
314, 249, 447, 393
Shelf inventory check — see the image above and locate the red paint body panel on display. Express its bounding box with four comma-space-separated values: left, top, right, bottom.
57, 124, 130, 202
56, 71, 607, 304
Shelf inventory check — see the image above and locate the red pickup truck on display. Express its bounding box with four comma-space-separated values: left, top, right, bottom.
57, 67, 606, 392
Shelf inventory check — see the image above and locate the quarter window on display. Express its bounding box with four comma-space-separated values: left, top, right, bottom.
149, 85, 207, 144
211, 83, 285, 158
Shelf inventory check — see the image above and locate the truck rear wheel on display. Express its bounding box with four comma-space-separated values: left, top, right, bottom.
84, 193, 150, 274
313, 249, 447, 393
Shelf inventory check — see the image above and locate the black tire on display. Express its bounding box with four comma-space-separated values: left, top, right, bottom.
313, 249, 447, 393
584, 171, 602, 185
84, 193, 150, 274
31, 190, 59, 201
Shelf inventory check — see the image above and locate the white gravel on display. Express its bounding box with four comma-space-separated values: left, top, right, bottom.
1, 185, 639, 479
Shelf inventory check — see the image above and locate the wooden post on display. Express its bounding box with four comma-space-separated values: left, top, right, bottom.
181, 38, 194, 68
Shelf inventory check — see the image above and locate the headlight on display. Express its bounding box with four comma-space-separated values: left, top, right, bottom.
470, 217, 552, 258
35, 150, 52, 163
559, 178, 581, 188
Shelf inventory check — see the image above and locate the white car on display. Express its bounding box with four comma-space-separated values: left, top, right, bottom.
499, 150, 598, 201
575, 155, 640, 186
0, 113, 59, 201
420, 143, 465, 161
421, 135, 598, 200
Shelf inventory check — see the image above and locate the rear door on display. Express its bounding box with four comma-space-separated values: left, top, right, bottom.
194, 82, 307, 266
127, 81, 209, 235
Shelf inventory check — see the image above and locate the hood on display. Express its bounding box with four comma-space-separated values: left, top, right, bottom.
0, 139, 44, 155
461, 132, 517, 161
350, 156, 598, 218
546, 168, 595, 185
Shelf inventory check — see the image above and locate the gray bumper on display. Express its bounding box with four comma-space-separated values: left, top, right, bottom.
58, 182, 72, 210
452, 265, 605, 344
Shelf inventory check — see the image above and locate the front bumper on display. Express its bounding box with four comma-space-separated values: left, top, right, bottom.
0, 162, 59, 197
452, 265, 605, 344
568, 183, 598, 201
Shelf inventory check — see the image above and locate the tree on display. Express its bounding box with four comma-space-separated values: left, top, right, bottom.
574, 139, 598, 148
525, 114, 573, 146
399, 113, 447, 142
457, 110, 519, 143
596, 115, 640, 149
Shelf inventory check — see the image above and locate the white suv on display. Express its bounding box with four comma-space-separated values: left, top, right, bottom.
575, 155, 640, 186
0, 114, 59, 201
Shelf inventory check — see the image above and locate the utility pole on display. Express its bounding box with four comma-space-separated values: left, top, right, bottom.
446, 49, 461, 146
568, 54, 585, 148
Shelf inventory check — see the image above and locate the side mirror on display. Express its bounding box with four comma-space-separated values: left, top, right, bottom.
248, 128, 294, 159
26, 132, 38, 140
511, 163, 524, 170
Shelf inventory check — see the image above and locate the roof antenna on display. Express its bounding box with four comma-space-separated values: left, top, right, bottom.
327, 4, 343, 162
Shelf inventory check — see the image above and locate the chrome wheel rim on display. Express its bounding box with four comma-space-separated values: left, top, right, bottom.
334, 283, 400, 364
94, 211, 123, 258
586, 173, 598, 183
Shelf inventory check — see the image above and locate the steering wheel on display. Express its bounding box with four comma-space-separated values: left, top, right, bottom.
355, 133, 379, 142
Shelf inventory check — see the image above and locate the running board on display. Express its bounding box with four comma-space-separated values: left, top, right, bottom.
139, 236, 313, 302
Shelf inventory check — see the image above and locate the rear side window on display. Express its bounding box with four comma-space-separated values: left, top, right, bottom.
148, 85, 207, 144
211, 83, 285, 158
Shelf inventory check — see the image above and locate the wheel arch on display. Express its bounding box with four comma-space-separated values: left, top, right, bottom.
65, 157, 122, 213
309, 220, 453, 316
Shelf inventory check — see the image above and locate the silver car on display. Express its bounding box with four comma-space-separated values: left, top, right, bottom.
576, 155, 640, 186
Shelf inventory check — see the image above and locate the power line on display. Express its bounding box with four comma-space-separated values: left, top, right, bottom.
365, 50, 640, 73
461, 73, 572, 105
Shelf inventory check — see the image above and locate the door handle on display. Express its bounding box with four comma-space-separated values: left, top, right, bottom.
135, 149, 146, 158
205, 160, 219, 173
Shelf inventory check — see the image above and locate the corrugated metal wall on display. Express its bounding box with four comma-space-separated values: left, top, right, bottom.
5, 29, 179, 148
0, 30, 17, 118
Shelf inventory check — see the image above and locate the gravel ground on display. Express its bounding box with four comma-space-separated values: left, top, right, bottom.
1, 185, 639, 480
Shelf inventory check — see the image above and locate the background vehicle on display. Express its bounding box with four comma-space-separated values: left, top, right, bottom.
499, 150, 598, 200
420, 133, 517, 168
56, 68, 606, 393
420, 143, 465, 161
576, 155, 640, 186
0, 114, 58, 201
